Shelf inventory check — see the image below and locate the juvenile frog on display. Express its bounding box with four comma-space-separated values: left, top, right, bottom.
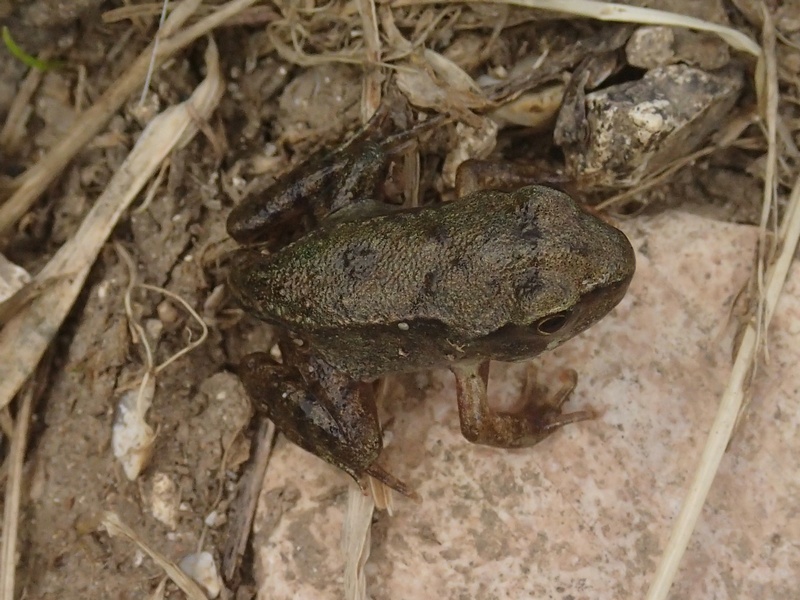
226, 113, 635, 496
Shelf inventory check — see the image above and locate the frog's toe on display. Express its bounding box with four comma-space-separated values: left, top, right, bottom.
364, 463, 420, 501
520, 365, 577, 411
520, 367, 595, 434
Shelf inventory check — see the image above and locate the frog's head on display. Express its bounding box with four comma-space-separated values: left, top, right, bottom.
466, 186, 635, 361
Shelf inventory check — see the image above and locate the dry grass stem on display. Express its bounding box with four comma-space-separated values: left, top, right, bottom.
103, 3, 183, 24
343, 485, 375, 600
394, 0, 761, 57
357, 0, 383, 119
139, 0, 172, 105
0, 411, 13, 439
134, 281, 208, 374
0, 66, 42, 152
0, 275, 64, 327
754, 7, 780, 362
0, 385, 34, 600
101, 512, 208, 600
132, 158, 170, 215
596, 146, 718, 212
596, 136, 761, 212
221, 419, 277, 581
114, 241, 210, 477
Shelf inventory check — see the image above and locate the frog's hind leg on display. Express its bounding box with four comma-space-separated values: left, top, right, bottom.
450, 361, 595, 448
237, 351, 380, 476
237, 351, 415, 498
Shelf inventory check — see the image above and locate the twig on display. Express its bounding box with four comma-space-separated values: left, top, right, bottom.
357, 0, 383, 121
0, 63, 42, 151
222, 419, 277, 582
101, 512, 208, 600
0, 384, 34, 600
342, 486, 375, 600
139, 0, 171, 106
392, 0, 761, 57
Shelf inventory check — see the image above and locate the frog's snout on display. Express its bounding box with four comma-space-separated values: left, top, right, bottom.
609, 226, 636, 283
592, 225, 636, 308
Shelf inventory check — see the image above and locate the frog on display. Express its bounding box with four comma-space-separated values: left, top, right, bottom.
226, 107, 636, 497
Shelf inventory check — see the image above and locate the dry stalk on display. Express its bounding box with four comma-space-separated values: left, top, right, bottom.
342, 486, 375, 600
393, 0, 760, 56
0, 65, 42, 152
101, 512, 208, 600
357, 0, 383, 120
221, 419, 277, 581
0, 385, 34, 600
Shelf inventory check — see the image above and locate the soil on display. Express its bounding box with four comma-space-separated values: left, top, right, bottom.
0, 1, 796, 599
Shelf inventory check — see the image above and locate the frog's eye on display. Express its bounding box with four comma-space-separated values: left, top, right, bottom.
535, 312, 570, 335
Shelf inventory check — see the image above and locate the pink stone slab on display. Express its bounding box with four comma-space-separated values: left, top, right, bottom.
252, 211, 799, 599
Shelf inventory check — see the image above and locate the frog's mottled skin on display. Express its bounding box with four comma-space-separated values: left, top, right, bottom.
232, 187, 631, 378
227, 111, 635, 497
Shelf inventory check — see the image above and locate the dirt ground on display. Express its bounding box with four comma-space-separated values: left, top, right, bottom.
1, 1, 798, 599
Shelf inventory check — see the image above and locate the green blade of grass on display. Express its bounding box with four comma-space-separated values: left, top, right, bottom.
2, 26, 62, 71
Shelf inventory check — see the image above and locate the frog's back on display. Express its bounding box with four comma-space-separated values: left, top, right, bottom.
229, 186, 633, 378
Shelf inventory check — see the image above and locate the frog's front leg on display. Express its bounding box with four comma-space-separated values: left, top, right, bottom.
450, 361, 595, 447
226, 105, 444, 246
237, 350, 416, 497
